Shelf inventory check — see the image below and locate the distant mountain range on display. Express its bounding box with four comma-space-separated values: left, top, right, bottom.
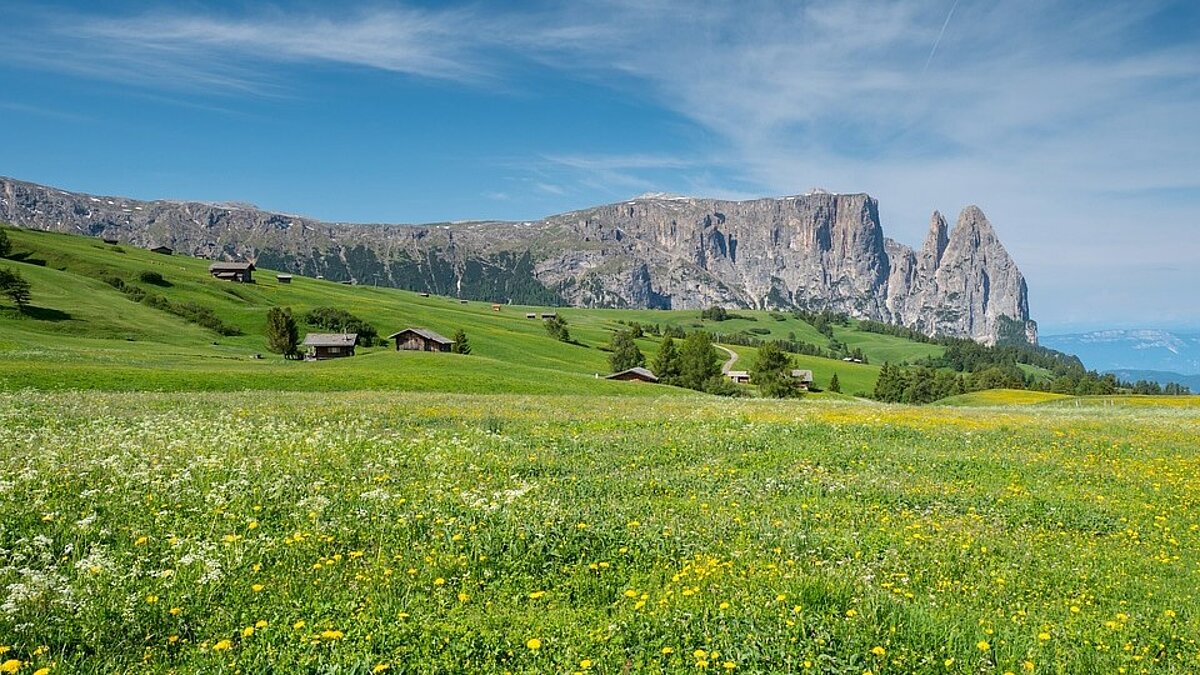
1, 176, 1036, 343
1041, 330, 1200, 385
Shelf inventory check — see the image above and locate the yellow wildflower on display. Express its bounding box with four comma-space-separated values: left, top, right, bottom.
213, 640, 232, 652
871, 646, 886, 656
976, 640, 990, 651
0, 661, 21, 674
526, 638, 542, 651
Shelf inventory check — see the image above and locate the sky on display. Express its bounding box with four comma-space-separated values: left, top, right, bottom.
1, 0, 1198, 333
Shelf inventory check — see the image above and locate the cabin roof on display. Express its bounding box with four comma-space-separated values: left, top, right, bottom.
791, 369, 814, 381
208, 261, 256, 271
607, 367, 659, 382
303, 333, 358, 347
387, 327, 452, 344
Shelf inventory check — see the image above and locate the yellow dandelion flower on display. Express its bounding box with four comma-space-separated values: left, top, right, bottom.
242, 626, 254, 637
528, 591, 546, 599
723, 662, 736, 670
293, 620, 306, 629
251, 584, 265, 593
871, 646, 886, 656
255, 620, 268, 628
976, 640, 990, 651
0, 661, 21, 674
662, 647, 675, 655
944, 657, 954, 667
845, 609, 858, 618
34, 668, 51, 675
580, 659, 593, 669
623, 589, 638, 598
433, 577, 446, 586
1037, 632, 1051, 641
213, 639, 232, 652
135, 536, 148, 546
320, 630, 344, 640
145, 594, 158, 604
526, 638, 542, 651
1023, 661, 1035, 672
373, 665, 390, 673
457, 592, 470, 603
693, 649, 708, 659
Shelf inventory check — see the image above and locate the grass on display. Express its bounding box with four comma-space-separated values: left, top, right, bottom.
937, 389, 1073, 407
1, 391, 1198, 673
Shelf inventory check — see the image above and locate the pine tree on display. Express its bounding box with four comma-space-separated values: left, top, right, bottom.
0, 268, 32, 310
678, 331, 721, 391
828, 372, 841, 393
452, 329, 471, 355
544, 315, 571, 342
751, 340, 798, 398
0, 228, 11, 258
652, 336, 681, 383
608, 330, 645, 372
264, 306, 299, 357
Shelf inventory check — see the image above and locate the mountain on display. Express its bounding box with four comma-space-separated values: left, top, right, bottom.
0, 176, 1036, 343
1042, 329, 1200, 375
1105, 370, 1200, 391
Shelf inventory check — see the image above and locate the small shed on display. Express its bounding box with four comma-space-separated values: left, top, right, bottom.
791, 369, 815, 390
102, 237, 119, 245
727, 370, 750, 384
209, 261, 255, 283
276, 274, 293, 284
303, 333, 358, 360
150, 245, 173, 255
491, 303, 502, 312
526, 313, 537, 319
388, 327, 453, 352
419, 292, 430, 297
606, 367, 659, 383
540, 312, 557, 319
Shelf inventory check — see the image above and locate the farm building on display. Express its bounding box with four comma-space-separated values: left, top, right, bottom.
606, 367, 659, 383
149, 245, 173, 255
303, 333, 357, 360
276, 274, 293, 284
791, 369, 815, 389
491, 304, 502, 311
540, 312, 557, 319
526, 313, 537, 319
102, 237, 119, 245
727, 370, 750, 384
208, 261, 255, 283
388, 328, 453, 352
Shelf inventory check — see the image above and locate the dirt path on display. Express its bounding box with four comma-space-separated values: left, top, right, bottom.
716, 345, 739, 374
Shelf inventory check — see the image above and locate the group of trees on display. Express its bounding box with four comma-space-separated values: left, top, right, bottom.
303, 307, 381, 346
649, 332, 738, 395
750, 341, 804, 398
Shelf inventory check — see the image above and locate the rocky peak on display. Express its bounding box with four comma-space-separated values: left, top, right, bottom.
919, 211, 950, 271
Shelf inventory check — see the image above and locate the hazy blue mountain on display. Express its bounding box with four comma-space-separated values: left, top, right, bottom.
1041, 330, 1200, 375
1105, 369, 1200, 390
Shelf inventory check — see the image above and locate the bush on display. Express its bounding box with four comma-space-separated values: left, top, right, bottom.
0, 228, 10, 258
137, 270, 169, 286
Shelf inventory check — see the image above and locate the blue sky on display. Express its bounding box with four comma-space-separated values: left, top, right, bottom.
1, 0, 1198, 333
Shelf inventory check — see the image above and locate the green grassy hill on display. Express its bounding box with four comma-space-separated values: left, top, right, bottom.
0, 226, 947, 395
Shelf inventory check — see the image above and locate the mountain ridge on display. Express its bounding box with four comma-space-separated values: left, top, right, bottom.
1, 176, 1036, 344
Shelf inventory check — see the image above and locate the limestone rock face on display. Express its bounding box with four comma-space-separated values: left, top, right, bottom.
0, 177, 1036, 343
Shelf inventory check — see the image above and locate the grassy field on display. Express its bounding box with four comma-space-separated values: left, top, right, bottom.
937, 389, 1073, 407
0, 227, 950, 395
1, 391, 1199, 673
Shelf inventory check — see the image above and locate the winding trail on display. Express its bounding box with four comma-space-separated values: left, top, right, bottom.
716, 345, 739, 374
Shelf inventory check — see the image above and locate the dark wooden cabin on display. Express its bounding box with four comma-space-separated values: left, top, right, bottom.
303, 333, 358, 360
388, 328, 453, 352
209, 261, 255, 283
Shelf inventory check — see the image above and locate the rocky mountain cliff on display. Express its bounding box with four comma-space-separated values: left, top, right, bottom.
0, 176, 1036, 343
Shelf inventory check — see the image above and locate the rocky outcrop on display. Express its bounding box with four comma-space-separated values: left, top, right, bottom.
0, 176, 1036, 343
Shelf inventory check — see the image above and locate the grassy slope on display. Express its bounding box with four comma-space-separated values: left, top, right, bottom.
938, 389, 1072, 406
0, 226, 973, 395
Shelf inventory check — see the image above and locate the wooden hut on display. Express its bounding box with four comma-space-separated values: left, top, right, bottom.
208, 261, 255, 283
276, 274, 293, 284
388, 328, 453, 352
606, 367, 659, 383
303, 333, 357, 360
149, 245, 173, 255
727, 370, 750, 384
790, 369, 815, 390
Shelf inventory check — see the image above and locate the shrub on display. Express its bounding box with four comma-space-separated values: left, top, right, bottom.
137, 270, 169, 286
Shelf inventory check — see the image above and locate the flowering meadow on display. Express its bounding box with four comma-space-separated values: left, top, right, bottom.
1, 392, 1198, 673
